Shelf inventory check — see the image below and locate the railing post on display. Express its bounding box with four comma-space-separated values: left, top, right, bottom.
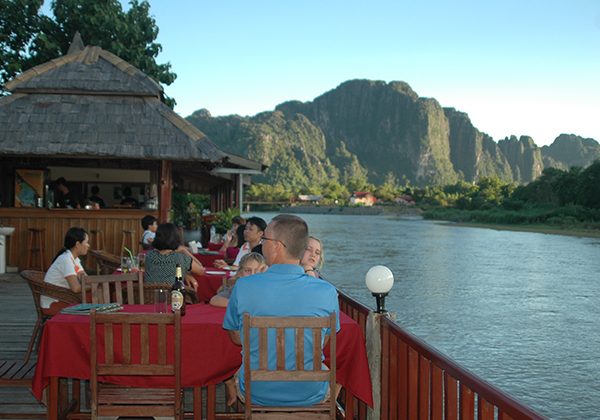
367, 311, 396, 420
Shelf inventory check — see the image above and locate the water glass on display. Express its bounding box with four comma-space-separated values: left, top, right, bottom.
130, 255, 139, 271
154, 289, 168, 313
121, 257, 132, 273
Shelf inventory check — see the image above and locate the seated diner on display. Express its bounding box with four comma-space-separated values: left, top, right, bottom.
214, 216, 266, 270
144, 223, 205, 293
301, 235, 324, 278
209, 252, 266, 308
42, 227, 89, 315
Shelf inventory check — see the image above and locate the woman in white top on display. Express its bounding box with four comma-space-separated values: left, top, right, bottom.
42, 227, 90, 314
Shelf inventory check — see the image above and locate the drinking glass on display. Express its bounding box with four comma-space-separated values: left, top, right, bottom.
154, 289, 168, 313
130, 256, 139, 272
120, 257, 132, 273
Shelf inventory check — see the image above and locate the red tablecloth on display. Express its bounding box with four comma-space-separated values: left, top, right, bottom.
32, 304, 373, 406
194, 272, 228, 302
193, 252, 225, 267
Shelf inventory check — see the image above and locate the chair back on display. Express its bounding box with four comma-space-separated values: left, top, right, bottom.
242, 312, 337, 419
21, 270, 81, 318
88, 249, 121, 274
82, 272, 144, 304
90, 310, 182, 418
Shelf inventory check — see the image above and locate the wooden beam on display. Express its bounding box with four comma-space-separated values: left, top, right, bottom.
159, 161, 172, 223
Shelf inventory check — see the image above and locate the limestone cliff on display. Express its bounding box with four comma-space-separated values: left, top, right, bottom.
187, 79, 597, 188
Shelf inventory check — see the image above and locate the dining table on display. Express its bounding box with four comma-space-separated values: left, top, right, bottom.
32, 303, 373, 419
193, 251, 225, 267
194, 268, 234, 302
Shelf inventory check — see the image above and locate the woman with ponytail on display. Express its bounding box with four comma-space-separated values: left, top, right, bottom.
42, 227, 90, 314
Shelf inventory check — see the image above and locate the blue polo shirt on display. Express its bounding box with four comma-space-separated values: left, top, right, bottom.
223, 264, 340, 406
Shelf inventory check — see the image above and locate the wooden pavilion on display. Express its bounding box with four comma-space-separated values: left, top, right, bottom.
0, 35, 263, 270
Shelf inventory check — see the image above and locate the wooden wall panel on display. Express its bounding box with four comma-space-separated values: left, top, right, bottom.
0, 208, 157, 270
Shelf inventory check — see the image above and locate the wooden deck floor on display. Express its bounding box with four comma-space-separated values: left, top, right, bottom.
0, 272, 233, 419
0, 272, 45, 418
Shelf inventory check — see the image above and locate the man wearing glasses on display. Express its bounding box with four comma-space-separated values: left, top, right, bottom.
223, 214, 340, 406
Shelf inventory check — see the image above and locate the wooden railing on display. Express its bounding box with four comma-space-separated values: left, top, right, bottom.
337, 291, 545, 420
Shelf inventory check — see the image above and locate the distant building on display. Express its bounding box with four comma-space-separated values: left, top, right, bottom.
395, 194, 416, 205
350, 192, 376, 206
297, 194, 323, 203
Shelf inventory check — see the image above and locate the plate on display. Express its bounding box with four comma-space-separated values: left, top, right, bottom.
205, 270, 227, 276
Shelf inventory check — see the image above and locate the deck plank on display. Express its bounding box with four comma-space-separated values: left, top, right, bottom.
0, 273, 45, 418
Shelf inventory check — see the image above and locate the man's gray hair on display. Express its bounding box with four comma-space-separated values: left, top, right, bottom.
271, 214, 309, 260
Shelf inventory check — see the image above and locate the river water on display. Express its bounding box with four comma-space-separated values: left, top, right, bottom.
251, 212, 600, 419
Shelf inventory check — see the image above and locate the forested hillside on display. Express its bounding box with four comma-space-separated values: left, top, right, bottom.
187, 79, 600, 193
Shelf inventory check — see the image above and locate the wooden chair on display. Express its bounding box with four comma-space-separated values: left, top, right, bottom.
87, 249, 120, 274
20, 270, 81, 363
90, 310, 182, 419
81, 272, 144, 304
120, 229, 136, 257
242, 313, 337, 419
0, 360, 45, 419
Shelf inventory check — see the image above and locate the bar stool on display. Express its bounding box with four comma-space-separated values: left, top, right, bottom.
120, 229, 136, 257
89, 229, 105, 274
89, 229, 105, 250
26, 228, 45, 271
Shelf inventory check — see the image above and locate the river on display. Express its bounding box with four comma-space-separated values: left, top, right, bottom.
250, 212, 600, 419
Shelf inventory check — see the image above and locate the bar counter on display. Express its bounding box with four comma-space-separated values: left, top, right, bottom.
0, 208, 158, 270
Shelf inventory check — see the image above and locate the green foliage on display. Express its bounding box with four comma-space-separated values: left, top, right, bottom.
171, 192, 209, 228
576, 161, 600, 209
375, 172, 401, 202
419, 161, 600, 228
1, 0, 177, 106
0, 0, 44, 91
247, 183, 293, 202
212, 207, 241, 234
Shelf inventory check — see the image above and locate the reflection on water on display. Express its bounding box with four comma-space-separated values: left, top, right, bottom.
252, 212, 600, 419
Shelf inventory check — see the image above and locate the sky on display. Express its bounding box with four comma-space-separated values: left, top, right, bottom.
46, 0, 600, 146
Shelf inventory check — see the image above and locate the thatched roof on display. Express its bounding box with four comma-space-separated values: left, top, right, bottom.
0, 41, 225, 162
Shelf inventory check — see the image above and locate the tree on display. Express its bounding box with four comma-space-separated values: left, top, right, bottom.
576, 161, 600, 208
376, 172, 400, 202
1, 0, 177, 106
0, 0, 44, 91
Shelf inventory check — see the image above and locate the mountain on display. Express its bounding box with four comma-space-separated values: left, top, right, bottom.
186, 79, 598, 188
540, 134, 600, 170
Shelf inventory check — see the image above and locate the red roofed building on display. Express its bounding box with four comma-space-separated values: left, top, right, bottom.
350, 192, 377, 206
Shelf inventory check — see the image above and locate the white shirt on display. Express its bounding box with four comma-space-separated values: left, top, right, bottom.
41, 250, 85, 308
142, 230, 155, 245
232, 242, 251, 267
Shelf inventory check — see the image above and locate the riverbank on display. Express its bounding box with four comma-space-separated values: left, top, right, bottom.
422, 206, 600, 238
436, 220, 600, 238
280, 205, 422, 216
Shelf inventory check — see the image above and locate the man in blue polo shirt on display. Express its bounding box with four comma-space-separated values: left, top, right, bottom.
223, 214, 340, 406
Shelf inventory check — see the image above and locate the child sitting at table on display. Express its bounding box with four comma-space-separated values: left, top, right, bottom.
140, 215, 158, 250
209, 252, 266, 308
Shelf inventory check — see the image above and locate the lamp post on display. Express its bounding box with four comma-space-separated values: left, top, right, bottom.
365, 265, 394, 313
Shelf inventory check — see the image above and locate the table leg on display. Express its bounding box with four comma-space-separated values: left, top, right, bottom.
48, 376, 58, 420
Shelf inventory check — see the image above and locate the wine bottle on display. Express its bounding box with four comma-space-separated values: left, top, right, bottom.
171, 264, 186, 316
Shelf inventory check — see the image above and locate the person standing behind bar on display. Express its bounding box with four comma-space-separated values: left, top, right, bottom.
120, 186, 140, 208
88, 185, 106, 208
54, 177, 82, 209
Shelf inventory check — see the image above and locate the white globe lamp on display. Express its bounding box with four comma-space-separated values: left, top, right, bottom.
365, 265, 394, 313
